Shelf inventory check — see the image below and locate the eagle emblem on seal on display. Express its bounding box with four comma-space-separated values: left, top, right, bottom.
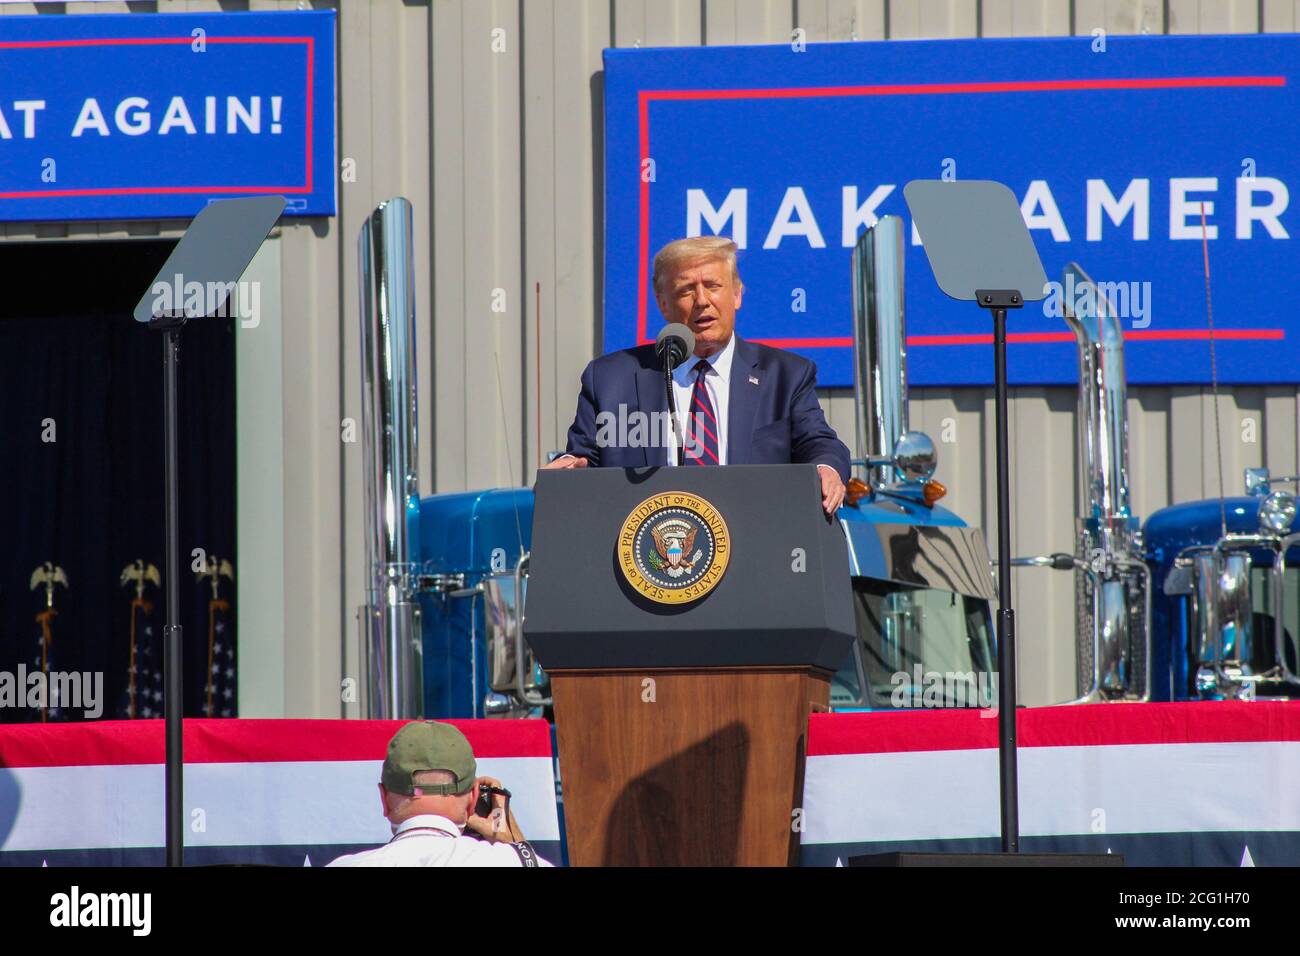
647, 518, 703, 578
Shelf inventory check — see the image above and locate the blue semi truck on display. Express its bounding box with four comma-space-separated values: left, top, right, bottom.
1144, 480, 1300, 701
1007, 262, 1300, 704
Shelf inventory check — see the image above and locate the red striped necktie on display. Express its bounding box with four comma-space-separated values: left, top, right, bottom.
684, 359, 720, 465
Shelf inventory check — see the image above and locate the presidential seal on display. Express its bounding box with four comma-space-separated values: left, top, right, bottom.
617, 492, 730, 605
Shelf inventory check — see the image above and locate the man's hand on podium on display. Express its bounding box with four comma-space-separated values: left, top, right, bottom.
817, 464, 846, 516
542, 454, 588, 470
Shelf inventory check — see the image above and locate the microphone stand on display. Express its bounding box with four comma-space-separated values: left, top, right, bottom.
664, 351, 684, 465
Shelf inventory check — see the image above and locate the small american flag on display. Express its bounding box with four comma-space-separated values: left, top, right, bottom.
31, 611, 62, 723
118, 606, 164, 720
206, 611, 237, 718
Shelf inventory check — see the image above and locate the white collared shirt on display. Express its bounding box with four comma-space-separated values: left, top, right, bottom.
665, 333, 734, 467
325, 813, 554, 868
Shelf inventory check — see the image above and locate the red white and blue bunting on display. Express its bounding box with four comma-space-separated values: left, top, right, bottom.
801, 701, 1300, 866
0, 718, 561, 866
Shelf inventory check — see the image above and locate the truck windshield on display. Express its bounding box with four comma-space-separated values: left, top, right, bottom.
831, 577, 997, 710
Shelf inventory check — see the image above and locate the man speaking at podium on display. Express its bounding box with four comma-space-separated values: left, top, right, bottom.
545, 236, 849, 515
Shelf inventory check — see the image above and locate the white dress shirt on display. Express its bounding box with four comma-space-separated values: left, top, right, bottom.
665, 333, 734, 467
325, 813, 554, 868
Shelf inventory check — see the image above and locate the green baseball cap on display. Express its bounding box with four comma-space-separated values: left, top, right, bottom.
381, 721, 478, 797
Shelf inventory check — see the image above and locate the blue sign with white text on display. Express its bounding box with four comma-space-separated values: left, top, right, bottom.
0, 10, 335, 222
603, 35, 1300, 386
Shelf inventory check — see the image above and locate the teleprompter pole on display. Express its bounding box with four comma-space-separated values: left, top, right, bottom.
131, 196, 287, 868
979, 289, 1022, 854
156, 319, 185, 867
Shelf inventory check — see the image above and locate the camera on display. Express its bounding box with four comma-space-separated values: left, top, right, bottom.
474, 783, 511, 819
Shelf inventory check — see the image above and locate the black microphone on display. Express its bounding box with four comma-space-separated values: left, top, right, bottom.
655, 323, 695, 465
655, 322, 695, 372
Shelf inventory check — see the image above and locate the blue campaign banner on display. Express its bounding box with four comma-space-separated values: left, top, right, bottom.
0, 10, 335, 222
603, 35, 1300, 387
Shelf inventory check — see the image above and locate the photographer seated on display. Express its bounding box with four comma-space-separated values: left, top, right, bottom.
328, 721, 552, 867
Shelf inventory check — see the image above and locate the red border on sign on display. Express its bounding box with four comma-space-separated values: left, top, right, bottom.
635, 75, 1288, 348
0, 36, 316, 199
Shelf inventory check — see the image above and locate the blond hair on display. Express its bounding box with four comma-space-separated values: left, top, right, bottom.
652, 236, 743, 293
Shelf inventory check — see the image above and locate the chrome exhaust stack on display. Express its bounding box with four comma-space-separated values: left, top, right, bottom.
357, 198, 423, 719
1062, 262, 1149, 701
851, 215, 936, 487
1004, 263, 1151, 702
1064, 261, 1134, 543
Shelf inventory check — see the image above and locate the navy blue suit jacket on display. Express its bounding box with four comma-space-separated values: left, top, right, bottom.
562, 336, 851, 483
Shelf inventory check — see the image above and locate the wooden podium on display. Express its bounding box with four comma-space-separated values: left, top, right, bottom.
527, 466, 854, 866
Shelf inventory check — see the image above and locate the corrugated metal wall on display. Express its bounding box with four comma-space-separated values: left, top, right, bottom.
4, 0, 1298, 713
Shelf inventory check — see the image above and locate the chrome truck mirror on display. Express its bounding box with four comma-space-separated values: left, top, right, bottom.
892, 431, 938, 484
854, 429, 941, 487
1245, 467, 1271, 497
483, 574, 522, 694
481, 552, 549, 713
1192, 551, 1254, 698
1245, 466, 1300, 498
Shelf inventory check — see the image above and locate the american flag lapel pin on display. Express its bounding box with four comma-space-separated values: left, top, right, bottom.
748, 375, 759, 385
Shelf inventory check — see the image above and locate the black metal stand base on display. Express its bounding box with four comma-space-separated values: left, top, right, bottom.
849, 852, 1124, 868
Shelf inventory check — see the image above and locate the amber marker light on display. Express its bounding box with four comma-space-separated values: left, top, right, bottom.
922, 480, 947, 508
845, 477, 872, 506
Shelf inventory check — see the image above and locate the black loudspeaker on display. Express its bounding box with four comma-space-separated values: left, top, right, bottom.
849, 852, 1124, 867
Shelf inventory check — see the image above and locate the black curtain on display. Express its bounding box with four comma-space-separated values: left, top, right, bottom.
0, 240, 237, 722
